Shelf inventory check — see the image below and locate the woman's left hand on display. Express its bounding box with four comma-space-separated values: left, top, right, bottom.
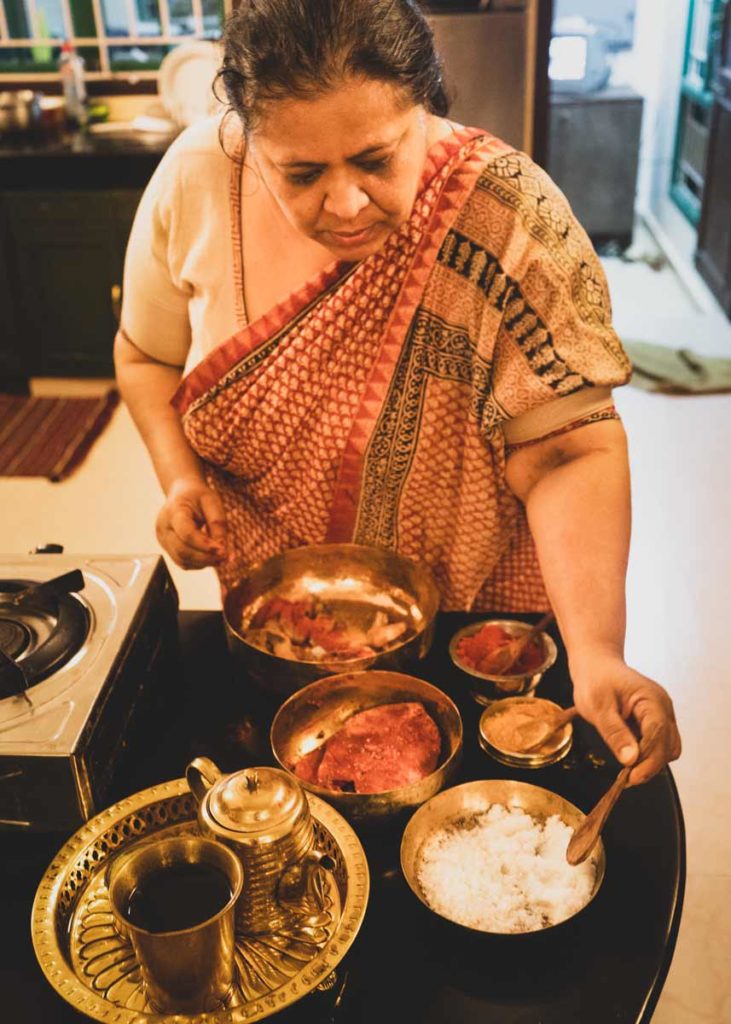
569, 655, 682, 786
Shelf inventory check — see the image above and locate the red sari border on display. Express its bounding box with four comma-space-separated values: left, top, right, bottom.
171, 126, 493, 416
172, 258, 354, 413
325, 129, 512, 541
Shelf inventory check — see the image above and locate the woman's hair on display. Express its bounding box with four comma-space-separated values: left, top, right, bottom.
216, 0, 449, 134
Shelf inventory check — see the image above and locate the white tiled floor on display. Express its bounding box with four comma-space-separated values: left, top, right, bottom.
2, 223, 731, 1021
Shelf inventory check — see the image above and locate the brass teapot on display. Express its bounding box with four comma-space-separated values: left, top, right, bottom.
186, 758, 330, 935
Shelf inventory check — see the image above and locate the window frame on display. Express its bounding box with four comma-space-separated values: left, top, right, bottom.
0, 0, 233, 90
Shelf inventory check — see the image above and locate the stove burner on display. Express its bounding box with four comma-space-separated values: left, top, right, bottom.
0, 578, 90, 697
0, 619, 32, 660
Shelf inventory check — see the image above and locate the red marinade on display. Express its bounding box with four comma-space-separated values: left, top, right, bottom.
292, 702, 441, 794
456, 623, 545, 675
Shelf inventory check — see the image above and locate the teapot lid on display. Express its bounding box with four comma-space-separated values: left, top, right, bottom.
208, 767, 306, 836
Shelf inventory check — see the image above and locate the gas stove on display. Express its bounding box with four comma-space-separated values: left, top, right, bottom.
0, 550, 178, 831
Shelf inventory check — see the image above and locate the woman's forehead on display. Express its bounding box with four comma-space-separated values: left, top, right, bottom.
253, 77, 418, 165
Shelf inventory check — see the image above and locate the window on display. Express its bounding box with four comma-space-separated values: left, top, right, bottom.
0, 0, 232, 80
670, 0, 728, 225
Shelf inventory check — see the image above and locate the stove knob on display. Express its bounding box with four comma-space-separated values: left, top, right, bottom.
32, 543, 64, 554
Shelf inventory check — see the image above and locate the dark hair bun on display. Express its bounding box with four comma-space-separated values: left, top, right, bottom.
216, 0, 449, 132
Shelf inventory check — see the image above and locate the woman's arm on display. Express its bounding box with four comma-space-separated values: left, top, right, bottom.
505, 417, 681, 785
114, 332, 227, 569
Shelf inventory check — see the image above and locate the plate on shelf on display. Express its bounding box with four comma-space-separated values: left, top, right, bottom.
31, 778, 369, 1023
158, 40, 223, 128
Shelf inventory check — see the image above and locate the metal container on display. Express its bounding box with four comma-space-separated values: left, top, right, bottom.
449, 619, 557, 705
31, 777, 370, 1023
0, 90, 41, 133
478, 696, 573, 768
186, 759, 332, 935
223, 544, 440, 699
270, 670, 463, 830
400, 779, 606, 936
106, 835, 243, 1014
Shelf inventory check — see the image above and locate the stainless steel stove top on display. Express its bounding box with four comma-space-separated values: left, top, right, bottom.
0, 552, 179, 830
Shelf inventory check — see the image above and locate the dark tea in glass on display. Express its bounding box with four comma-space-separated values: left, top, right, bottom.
124, 861, 233, 933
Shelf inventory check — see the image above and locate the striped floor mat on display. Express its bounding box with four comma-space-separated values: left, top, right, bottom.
0, 390, 119, 481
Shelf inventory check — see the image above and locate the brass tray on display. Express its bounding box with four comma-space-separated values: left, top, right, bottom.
31, 778, 370, 1023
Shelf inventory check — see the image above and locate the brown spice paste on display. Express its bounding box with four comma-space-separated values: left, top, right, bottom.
482, 700, 566, 755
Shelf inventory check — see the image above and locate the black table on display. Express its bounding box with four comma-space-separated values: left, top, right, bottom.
2, 611, 685, 1024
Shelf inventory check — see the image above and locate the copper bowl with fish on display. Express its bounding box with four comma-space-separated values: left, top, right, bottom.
223, 544, 440, 699
270, 670, 463, 830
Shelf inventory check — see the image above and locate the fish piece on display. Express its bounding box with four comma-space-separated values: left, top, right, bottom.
316, 702, 441, 794
292, 745, 325, 785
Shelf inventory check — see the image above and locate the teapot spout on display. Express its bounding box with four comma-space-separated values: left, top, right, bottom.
186, 756, 223, 805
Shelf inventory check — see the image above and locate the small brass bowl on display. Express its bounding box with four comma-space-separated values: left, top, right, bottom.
400, 779, 605, 936
270, 670, 463, 830
224, 544, 440, 699
478, 697, 573, 769
449, 619, 557, 705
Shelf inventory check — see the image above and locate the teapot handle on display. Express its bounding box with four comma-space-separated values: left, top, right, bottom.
186, 756, 222, 804
278, 848, 335, 912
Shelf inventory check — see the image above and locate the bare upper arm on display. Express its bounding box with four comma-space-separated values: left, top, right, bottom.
504, 418, 629, 504
114, 330, 184, 371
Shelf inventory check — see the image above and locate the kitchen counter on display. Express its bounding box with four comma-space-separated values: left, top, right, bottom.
0, 127, 177, 188
1, 611, 685, 1023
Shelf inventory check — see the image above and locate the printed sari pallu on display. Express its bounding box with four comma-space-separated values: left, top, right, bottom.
173, 126, 630, 611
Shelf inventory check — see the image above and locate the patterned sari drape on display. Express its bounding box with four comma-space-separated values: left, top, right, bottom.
173, 126, 629, 610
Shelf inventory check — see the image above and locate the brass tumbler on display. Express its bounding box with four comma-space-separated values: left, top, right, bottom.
107, 835, 243, 1014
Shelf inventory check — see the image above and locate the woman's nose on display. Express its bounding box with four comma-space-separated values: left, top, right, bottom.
322, 180, 369, 221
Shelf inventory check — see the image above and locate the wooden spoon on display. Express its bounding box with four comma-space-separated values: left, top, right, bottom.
483, 611, 555, 675
566, 765, 632, 866
515, 705, 579, 753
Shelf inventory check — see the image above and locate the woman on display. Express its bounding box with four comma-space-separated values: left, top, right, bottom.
115, 0, 680, 785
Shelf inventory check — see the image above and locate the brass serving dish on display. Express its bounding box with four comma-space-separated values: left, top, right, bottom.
271, 670, 463, 829
449, 619, 558, 705
223, 543, 440, 697
31, 778, 369, 1023
400, 779, 605, 935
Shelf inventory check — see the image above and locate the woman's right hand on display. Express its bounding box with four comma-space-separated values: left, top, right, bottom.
156, 477, 228, 569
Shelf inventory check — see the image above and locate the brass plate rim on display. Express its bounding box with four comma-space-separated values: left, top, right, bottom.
31, 777, 370, 1023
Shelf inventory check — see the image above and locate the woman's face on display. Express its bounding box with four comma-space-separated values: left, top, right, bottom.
249, 76, 430, 260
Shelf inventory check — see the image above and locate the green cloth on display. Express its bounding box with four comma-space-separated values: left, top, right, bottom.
624, 341, 731, 394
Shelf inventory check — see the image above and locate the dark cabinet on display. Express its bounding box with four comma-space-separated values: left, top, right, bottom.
1, 189, 141, 378
547, 87, 644, 250
0, 201, 27, 391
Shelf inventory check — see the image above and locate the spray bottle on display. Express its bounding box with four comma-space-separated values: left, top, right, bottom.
59, 41, 87, 127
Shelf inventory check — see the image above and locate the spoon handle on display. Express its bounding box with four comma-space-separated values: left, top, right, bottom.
521, 610, 555, 647
521, 705, 578, 753
566, 765, 632, 866
489, 611, 555, 674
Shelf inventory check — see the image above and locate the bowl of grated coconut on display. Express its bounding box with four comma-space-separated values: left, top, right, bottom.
400, 779, 605, 936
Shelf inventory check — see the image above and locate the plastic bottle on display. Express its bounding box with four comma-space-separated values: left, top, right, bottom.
59, 41, 87, 126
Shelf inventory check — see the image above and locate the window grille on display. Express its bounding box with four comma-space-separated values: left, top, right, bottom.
0, 0, 231, 79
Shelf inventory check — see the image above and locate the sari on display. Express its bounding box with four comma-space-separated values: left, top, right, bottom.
172, 126, 630, 611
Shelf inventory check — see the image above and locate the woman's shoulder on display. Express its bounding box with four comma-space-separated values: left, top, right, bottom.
469, 141, 582, 242
458, 138, 598, 276
155, 113, 241, 188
